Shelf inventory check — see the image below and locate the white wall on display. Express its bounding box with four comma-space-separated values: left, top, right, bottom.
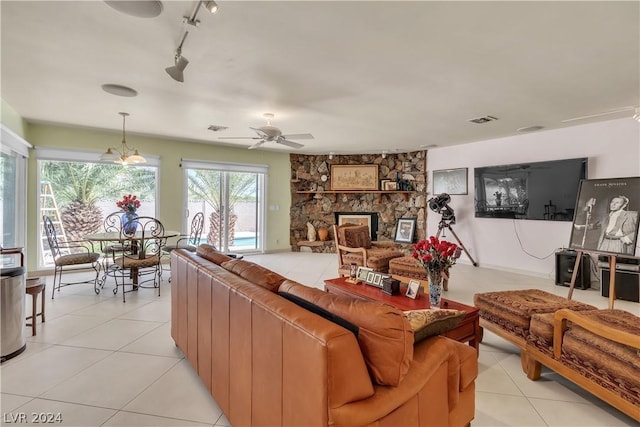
426, 118, 640, 278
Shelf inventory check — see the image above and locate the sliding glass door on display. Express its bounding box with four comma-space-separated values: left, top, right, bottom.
184, 160, 265, 253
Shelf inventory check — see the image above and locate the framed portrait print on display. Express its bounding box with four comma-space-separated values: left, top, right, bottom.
406, 279, 420, 299
569, 177, 640, 256
394, 218, 417, 243
433, 168, 468, 195
331, 165, 379, 190
383, 181, 398, 191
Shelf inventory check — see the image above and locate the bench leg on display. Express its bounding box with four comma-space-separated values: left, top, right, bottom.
521, 351, 541, 380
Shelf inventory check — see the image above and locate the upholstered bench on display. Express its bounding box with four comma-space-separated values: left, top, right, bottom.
473, 289, 597, 347
527, 309, 640, 420
389, 256, 450, 290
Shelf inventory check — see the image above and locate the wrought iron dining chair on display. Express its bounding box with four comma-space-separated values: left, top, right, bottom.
161, 212, 204, 282
42, 216, 101, 299
110, 216, 167, 302
99, 212, 124, 272
163, 211, 204, 254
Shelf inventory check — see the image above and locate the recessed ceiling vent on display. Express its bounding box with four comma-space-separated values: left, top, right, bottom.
468, 115, 498, 124
208, 125, 228, 132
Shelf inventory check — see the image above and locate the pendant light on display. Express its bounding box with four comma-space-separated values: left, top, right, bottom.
100, 112, 146, 165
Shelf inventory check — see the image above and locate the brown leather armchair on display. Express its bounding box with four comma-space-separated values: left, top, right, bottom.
333, 223, 404, 276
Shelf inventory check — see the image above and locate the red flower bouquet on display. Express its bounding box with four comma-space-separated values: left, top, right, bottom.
411, 236, 462, 273
116, 194, 141, 213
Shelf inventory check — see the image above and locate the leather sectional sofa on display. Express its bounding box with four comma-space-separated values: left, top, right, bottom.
171, 245, 478, 426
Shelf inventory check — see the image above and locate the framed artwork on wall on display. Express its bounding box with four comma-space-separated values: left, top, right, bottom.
569, 177, 640, 256
433, 168, 468, 195
394, 218, 416, 243
331, 165, 379, 190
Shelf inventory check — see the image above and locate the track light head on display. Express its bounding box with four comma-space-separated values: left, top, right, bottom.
203, 1, 219, 14
328, 152, 334, 160
634, 107, 640, 123
166, 55, 189, 82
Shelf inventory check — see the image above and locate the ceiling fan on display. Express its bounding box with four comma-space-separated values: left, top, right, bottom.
562, 106, 639, 123
218, 113, 314, 149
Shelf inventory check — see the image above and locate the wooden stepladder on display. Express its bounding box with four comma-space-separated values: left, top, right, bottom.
567, 250, 618, 309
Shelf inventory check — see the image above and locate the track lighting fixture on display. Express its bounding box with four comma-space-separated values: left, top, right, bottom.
166, 45, 189, 82
165, 0, 219, 82
203, 1, 218, 14
100, 112, 146, 165
382, 151, 387, 159
634, 107, 640, 123
328, 152, 334, 160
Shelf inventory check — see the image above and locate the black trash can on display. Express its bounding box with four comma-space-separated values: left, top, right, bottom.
1, 266, 26, 362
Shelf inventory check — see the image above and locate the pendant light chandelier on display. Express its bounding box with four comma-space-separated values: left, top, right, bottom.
100, 112, 146, 165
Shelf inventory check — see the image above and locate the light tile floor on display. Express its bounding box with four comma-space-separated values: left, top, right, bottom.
1, 253, 638, 426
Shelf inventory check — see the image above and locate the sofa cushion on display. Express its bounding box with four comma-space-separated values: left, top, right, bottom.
279, 291, 359, 336
279, 280, 413, 386
404, 309, 466, 343
220, 259, 286, 292
196, 244, 233, 265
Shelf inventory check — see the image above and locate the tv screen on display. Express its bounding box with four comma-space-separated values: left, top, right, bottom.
474, 157, 588, 221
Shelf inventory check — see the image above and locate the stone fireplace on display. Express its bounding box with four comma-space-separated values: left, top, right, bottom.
290, 151, 427, 253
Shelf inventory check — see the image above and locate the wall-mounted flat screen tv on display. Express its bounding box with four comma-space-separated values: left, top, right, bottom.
474, 157, 588, 221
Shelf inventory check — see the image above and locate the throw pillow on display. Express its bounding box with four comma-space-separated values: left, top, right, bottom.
279, 280, 413, 387
337, 224, 372, 249
220, 259, 286, 292
278, 291, 359, 336
404, 309, 466, 343
196, 244, 232, 265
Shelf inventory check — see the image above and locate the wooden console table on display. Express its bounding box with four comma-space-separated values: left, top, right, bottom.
324, 276, 480, 352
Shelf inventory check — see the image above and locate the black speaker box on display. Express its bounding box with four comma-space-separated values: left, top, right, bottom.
601, 269, 640, 302
555, 250, 590, 289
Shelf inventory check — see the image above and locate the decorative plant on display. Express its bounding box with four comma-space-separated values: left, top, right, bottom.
493, 191, 503, 200
116, 194, 141, 213
411, 236, 462, 273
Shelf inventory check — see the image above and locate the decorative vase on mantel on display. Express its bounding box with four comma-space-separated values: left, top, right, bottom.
122, 211, 139, 234
428, 268, 443, 308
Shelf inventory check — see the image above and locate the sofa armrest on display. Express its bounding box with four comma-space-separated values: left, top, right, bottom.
553, 308, 640, 359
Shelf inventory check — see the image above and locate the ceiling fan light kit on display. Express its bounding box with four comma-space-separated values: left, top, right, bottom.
100, 112, 147, 165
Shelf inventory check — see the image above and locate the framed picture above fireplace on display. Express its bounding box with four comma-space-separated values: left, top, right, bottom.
331, 165, 379, 190
334, 212, 379, 240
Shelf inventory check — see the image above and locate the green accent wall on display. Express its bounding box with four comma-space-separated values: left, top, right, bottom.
24, 123, 292, 271
1, 98, 27, 137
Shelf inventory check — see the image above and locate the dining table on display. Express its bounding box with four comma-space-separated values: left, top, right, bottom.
85, 230, 180, 286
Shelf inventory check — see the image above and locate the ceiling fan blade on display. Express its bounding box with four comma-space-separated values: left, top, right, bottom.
281, 133, 314, 140
561, 106, 635, 123
218, 136, 261, 140
248, 140, 266, 150
278, 139, 304, 149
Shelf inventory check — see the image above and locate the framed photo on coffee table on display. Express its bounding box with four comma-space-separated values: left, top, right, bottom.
406, 279, 420, 299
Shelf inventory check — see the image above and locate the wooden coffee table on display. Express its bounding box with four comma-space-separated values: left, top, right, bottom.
324, 276, 480, 352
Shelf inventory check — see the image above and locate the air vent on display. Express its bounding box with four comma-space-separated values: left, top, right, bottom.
208, 125, 228, 132
468, 115, 498, 124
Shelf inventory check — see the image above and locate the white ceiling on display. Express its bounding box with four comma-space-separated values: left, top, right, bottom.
2, 1, 639, 155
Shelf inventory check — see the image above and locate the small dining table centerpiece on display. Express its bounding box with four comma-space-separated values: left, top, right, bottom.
411, 236, 462, 308
116, 194, 141, 234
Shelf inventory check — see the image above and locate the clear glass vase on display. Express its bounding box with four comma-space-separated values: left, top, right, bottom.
428, 269, 443, 308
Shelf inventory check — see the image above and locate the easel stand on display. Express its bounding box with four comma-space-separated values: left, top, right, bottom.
435, 219, 478, 267
567, 250, 618, 309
